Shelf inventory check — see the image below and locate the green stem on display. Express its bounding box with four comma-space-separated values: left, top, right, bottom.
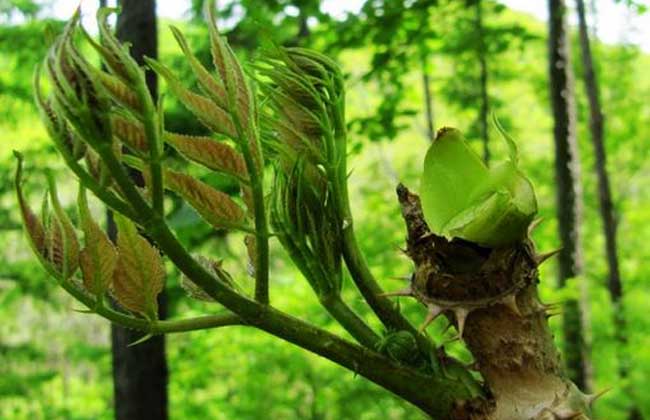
319, 294, 380, 348
151, 313, 242, 334
61, 275, 242, 333
51, 143, 138, 220
276, 224, 379, 348
89, 125, 475, 416
126, 197, 469, 416
140, 219, 471, 416
334, 167, 438, 367
229, 101, 270, 305
135, 74, 164, 215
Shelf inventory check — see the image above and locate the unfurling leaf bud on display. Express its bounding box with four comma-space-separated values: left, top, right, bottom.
34, 66, 86, 161
14, 152, 47, 260
15, 155, 81, 279
420, 121, 537, 248
376, 331, 420, 365
44, 10, 112, 146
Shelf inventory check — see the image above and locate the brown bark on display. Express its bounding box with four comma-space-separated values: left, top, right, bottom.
109, 1, 169, 419
547, 0, 592, 393
396, 184, 595, 420
575, 1, 639, 417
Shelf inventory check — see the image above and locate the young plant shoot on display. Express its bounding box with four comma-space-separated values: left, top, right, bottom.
14, 3, 602, 419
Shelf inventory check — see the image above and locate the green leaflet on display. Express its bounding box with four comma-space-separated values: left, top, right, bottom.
420, 125, 537, 248
112, 214, 165, 320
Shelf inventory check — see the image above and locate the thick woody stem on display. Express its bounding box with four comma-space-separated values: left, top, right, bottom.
396, 184, 597, 420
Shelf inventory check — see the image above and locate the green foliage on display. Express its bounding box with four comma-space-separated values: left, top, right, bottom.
1, 1, 650, 419
420, 124, 537, 247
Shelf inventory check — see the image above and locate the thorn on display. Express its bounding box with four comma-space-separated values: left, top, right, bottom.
545, 309, 563, 319
585, 388, 611, 406
528, 217, 544, 235
535, 248, 562, 265
418, 231, 434, 241
418, 304, 444, 333
128, 333, 153, 347
501, 293, 521, 316
379, 286, 413, 298
453, 307, 469, 338
553, 408, 581, 419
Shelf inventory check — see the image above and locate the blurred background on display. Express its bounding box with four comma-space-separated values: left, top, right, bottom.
1, 0, 649, 419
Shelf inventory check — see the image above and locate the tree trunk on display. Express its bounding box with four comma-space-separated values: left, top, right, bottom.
396, 185, 594, 420
421, 54, 435, 143
109, 1, 169, 419
476, 0, 490, 163
547, 0, 592, 393
575, 1, 639, 417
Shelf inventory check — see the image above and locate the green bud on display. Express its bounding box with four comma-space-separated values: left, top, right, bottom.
420, 122, 537, 248
377, 331, 419, 365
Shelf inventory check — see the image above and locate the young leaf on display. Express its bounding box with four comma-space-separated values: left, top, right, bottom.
112, 214, 165, 319
46, 172, 80, 278
164, 170, 246, 230
78, 187, 118, 297
14, 152, 47, 259
112, 114, 148, 152
145, 57, 235, 137
92, 8, 141, 83
97, 71, 142, 113
205, 0, 252, 121
169, 25, 227, 109
244, 235, 257, 277
164, 132, 247, 181
420, 127, 537, 247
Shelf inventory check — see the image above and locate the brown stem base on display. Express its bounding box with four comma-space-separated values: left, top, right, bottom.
396, 184, 598, 420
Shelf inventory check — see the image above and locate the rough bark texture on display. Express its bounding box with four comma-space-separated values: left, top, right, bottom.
476, 0, 490, 163
575, 1, 639, 417
547, 0, 592, 393
110, 2, 169, 419
396, 184, 594, 420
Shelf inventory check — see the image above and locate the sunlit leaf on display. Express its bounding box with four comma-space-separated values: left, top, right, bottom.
112, 214, 165, 319
77, 187, 117, 297
164, 169, 247, 230
14, 152, 47, 259
145, 57, 235, 137
164, 131, 247, 181
46, 172, 79, 278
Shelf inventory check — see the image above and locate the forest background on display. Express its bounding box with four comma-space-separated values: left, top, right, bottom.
1, 0, 649, 419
